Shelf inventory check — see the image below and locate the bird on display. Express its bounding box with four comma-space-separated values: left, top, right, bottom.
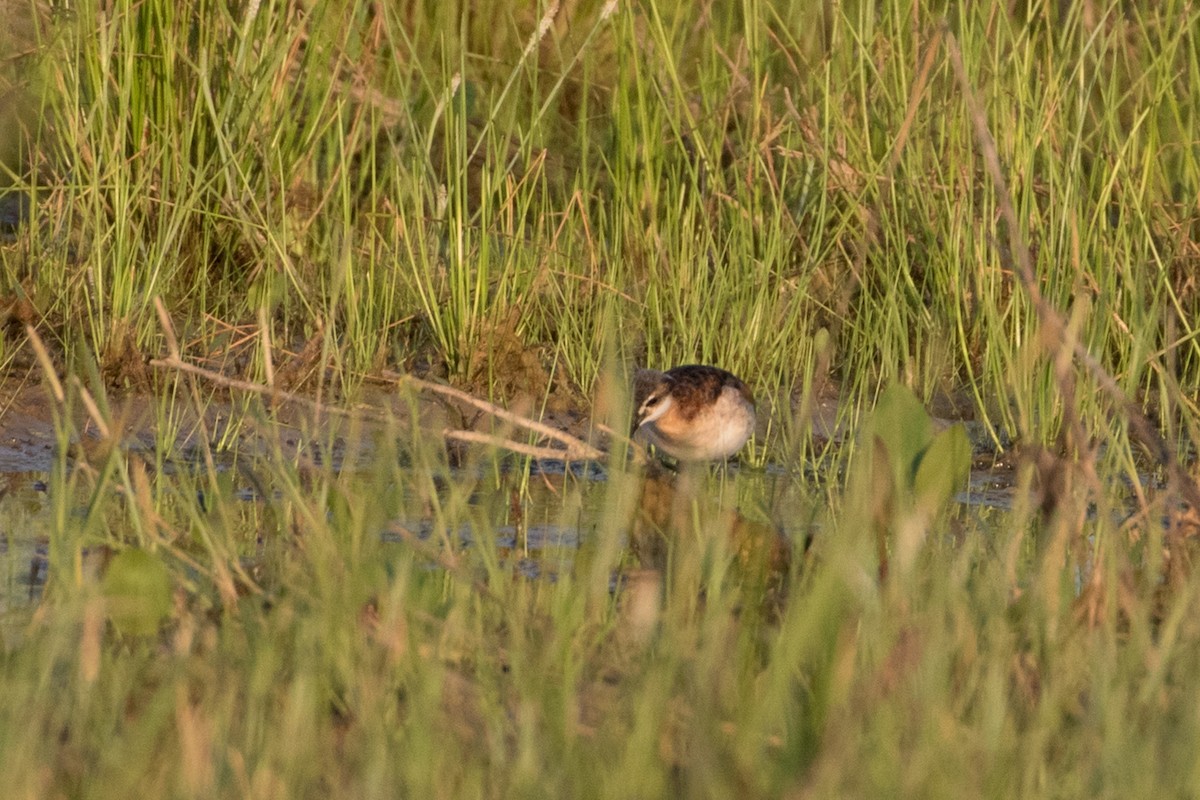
633, 365, 756, 462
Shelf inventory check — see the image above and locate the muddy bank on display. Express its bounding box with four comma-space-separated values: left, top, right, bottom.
0, 365, 991, 477
0, 370, 607, 475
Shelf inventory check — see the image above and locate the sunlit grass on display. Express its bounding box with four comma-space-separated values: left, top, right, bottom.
1, 0, 1192, 449
0, 0, 1199, 795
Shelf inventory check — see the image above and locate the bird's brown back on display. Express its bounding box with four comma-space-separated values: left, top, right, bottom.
661, 365, 753, 420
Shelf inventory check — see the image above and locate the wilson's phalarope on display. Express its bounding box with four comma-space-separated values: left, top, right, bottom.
634, 365, 756, 462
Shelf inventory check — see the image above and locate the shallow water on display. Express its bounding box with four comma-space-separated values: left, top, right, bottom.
0, 376, 1069, 617
0, 473, 52, 618
0, 439, 1039, 619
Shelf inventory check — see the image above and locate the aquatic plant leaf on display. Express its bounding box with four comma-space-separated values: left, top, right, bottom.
102, 548, 173, 637
869, 384, 935, 485
913, 424, 971, 513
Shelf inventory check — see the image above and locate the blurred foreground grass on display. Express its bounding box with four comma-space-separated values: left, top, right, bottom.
0, 0, 1199, 796
0, 379, 1195, 798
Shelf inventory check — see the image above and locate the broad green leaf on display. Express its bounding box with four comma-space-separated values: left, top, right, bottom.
102, 548, 173, 637
869, 384, 935, 485
913, 424, 971, 513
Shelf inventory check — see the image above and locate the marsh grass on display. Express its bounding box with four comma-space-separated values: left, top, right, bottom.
1, 0, 1200, 795
1, 0, 1195, 463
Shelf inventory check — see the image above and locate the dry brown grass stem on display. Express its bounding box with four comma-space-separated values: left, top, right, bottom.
24, 325, 64, 404
145, 355, 605, 463
381, 369, 605, 461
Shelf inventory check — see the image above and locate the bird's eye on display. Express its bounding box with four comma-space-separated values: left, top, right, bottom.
636, 388, 671, 425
